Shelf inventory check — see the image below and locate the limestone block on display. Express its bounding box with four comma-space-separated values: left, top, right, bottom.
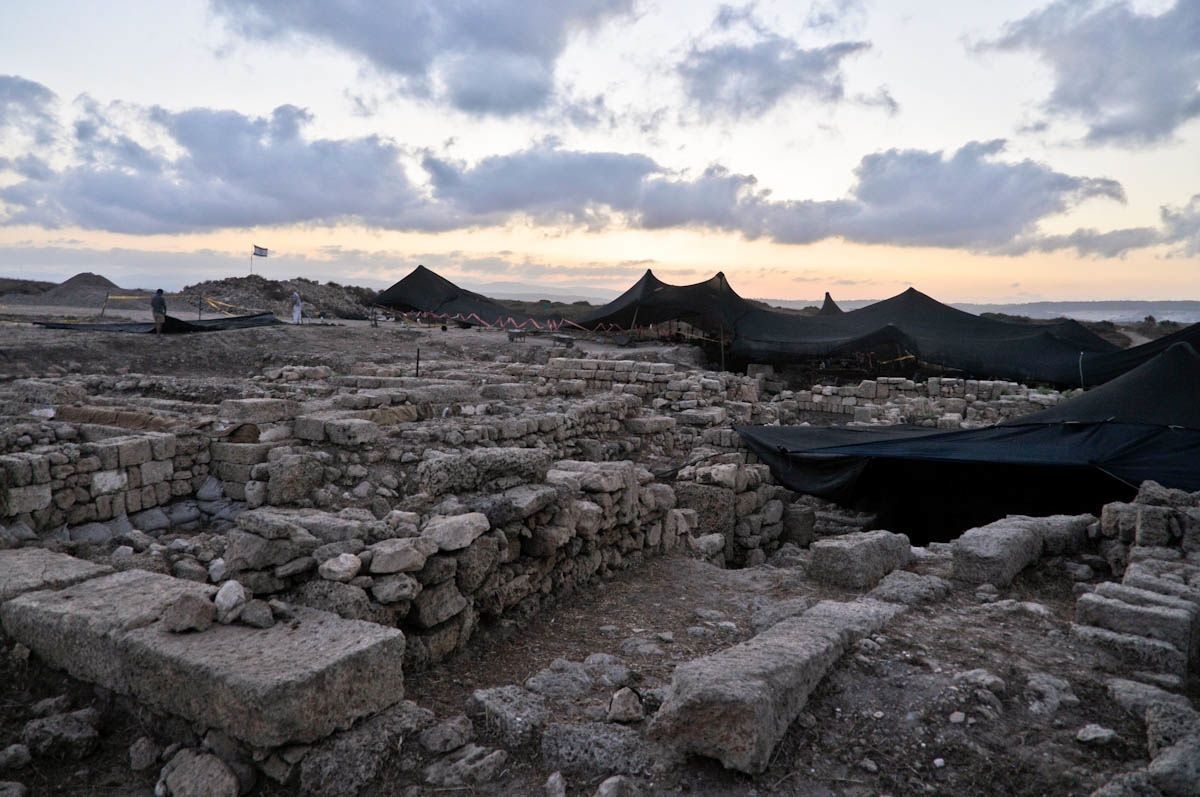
4, 483, 51, 514
423, 513, 490, 552
90, 471, 127, 497
1070, 624, 1186, 677
139, 459, 174, 486
0, 549, 112, 602
412, 580, 468, 628
370, 537, 439, 574
809, 531, 912, 590
649, 599, 905, 773
952, 519, 1042, 586
210, 442, 275, 465
218, 398, 297, 424
325, 419, 383, 446
1, 569, 406, 748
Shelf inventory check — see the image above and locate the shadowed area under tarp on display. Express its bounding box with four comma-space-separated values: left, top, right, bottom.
34, 313, 282, 334
736, 342, 1200, 541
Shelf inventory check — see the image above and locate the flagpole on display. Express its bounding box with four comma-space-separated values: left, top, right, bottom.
250, 248, 253, 276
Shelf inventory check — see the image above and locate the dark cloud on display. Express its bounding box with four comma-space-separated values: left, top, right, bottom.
0, 74, 58, 145
1, 103, 425, 234
678, 4, 888, 118
830, 139, 1125, 248
209, 0, 635, 116
424, 145, 659, 223
424, 139, 1133, 255
0, 92, 1177, 258
985, 0, 1200, 146
679, 34, 872, 117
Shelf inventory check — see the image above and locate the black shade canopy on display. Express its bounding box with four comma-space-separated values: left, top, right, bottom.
736, 342, 1200, 539
373, 265, 513, 320
577, 270, 1200, 387
731, 287, 1119, 384
35, 313, 282, 334
575, 269, 753, 331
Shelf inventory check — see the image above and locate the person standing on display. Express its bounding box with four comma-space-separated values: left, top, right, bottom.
151, 289, 167, 335
291, 290, 303, 324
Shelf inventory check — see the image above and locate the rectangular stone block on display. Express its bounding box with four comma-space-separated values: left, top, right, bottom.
1075, 593, 1193, 653
218, 398, 298, 424
90, 470, 128, 496
325, 419, 383, 446
809, 530, 912, 590
1, 568, 406, 748
293, 416, 328, 441
210, 442, 276, 465
4, 483, 52, 514
649, 599, 904, 773
1069, 624, 1186, 678
952, 519, 1042, 586
0, 549, 113, 601
116, 437, 153, 468
139, 459, 174, 486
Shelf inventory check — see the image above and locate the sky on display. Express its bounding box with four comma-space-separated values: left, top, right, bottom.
0, 0, 1197, 303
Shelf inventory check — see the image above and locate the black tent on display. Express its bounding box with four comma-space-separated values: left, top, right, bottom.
817, 292, 842, 316
575, 269, 754, 333
1077, 320, 1200, 387
736, 342, 1200, 540
376, 264, 547, 326
731, 287, 1119, 384
578, 272, 1133, 385
35, 313, 281, 334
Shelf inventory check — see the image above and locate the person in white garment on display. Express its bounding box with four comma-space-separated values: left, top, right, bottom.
291, 290, 302, 324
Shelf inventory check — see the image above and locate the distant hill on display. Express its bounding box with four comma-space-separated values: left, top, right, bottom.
0, 277, 56, 296
767, 298, 1200, 323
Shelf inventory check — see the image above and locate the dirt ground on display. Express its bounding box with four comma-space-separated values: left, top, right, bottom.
395, 553, 1152, 796
0, 313, 709, 381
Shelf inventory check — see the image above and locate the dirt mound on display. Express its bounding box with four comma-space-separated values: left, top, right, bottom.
48, 272, 119, 294
2, 271, 137, 308
177, 275, 374, 320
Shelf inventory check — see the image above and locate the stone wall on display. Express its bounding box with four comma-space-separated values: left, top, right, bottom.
783, 376, 1075, 428
200, 451, 693, 671
0, 430, 211, 534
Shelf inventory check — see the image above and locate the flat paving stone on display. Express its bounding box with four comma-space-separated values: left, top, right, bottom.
2, 568, 407, 747
0, 548, 113, 602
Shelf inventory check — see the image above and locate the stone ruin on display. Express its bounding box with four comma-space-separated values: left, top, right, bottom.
0, 349, 1196, 796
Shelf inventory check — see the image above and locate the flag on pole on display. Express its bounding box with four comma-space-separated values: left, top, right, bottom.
252, 245, 269, 257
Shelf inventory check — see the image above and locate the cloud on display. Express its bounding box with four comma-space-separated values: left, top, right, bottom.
1000, 193, 1200, 257
984, 0, 1200, 146
0, 74, 58, 145
678, 7, 881, 118
424, 145, 658, 223
805, 0, 867, 32
0, 90, 1178, 258
209, 0, 634, 116
1160, 194, 1200, 256
1, 102, 426, 234
826, 139, 1125, 249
